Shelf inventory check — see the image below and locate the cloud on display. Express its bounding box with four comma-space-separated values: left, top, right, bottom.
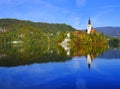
92, 9, 113, 25
76, 0, 86, 7
69, 16, 81, 29
96, 5, 120, 18
102, 5, 120, 9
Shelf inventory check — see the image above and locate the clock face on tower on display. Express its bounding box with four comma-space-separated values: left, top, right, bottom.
88, 25, 91, 28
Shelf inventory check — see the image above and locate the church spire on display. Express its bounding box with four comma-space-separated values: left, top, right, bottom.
88, 18, 91, 25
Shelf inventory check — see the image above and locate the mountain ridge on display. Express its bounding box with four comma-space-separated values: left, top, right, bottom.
95, 26, 120, 37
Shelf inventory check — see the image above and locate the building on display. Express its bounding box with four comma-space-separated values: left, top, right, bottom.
87, 18, 92, 34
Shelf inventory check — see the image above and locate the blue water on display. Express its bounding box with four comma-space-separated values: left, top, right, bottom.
0, 56, 120, 89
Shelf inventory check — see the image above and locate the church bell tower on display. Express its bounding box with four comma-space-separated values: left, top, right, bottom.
87, 18, 92, 34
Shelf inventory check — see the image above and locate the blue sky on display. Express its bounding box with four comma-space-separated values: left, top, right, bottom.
0, 0, 120, 29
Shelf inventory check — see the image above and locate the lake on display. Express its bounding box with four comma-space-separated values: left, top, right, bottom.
0, 44, 120, 89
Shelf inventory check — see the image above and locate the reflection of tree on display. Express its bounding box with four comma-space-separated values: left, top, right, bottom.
0, 44, 71, 67
0, 43, 107, 67
109, 37, 120, 49
59, 44, 107, 58
58, 44, 107, 69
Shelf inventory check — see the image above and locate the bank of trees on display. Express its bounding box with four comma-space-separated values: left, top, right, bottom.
68, 31, 108, 46
0, 18, 75, 44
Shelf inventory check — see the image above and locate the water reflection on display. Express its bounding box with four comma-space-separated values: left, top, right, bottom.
0, 43, 108, 68
0, 44, 120, 89
60, 44, 108, 69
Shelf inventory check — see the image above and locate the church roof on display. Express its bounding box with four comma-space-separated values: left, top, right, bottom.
88, 18, 91, 25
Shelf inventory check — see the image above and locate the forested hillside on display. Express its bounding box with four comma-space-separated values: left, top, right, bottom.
0, 18, 75, 33
0, 18, 75, 44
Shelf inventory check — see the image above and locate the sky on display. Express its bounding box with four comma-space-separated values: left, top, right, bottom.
0, 0, 120, 29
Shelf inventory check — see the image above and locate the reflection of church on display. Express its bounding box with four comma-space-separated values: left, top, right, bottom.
86, 54, 97, 69
87, 54, 92, 69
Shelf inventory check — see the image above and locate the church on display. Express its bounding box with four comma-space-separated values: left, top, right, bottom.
87, 18, 92, 34
87, 18, 96, 34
